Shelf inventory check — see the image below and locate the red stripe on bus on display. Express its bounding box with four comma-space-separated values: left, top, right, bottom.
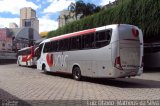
51, 28, 96, 41
46, 53, 54, 67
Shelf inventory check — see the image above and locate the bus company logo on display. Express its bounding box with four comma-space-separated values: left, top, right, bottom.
46, 54, 68, 68
55, 55, 68, 67
46, 53, 54, 67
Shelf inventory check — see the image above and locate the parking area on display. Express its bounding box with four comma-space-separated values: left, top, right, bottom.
0, 64, 160, 105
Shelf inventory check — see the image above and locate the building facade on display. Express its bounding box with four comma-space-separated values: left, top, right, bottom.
9, 23, 18, 28
0, 7, 41, 62
0, 27, 41, 52
20, 7, 39, 33
58, 10, 77, 27
0, 28, 12, 52
10, 27, 40, 51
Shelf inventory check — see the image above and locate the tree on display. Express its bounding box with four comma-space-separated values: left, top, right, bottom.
68, 0, 86, 20
94, 6, 101, 13
40, 31, 48, 37
83, 3, 101, 16
68, 0, 101, 19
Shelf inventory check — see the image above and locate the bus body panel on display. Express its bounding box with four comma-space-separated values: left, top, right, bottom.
40, 46, 113, 78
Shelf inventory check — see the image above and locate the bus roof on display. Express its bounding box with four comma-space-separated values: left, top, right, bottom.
40, 24, 137, 44
18, 46, 33, 51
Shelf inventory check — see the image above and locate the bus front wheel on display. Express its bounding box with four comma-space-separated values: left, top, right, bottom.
72, 66, 81, 81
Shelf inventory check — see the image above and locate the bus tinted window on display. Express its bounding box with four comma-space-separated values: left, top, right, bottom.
43, 42, 50, 53
37, 43, 43, 60
70, 36, 81, 50
18, 49, 31, 56
59, 40, 63, 51
54, 41, 59, 52
59, 39, 69, 51
95, 29, 112, 48
82, 33, 94, 49
34, 47, 39, 57
25, 49, 31, 55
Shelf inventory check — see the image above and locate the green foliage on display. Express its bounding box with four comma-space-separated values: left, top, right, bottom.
47, 0, 160, 42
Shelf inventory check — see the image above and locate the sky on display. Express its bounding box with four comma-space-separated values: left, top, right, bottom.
0, 0, 115, 33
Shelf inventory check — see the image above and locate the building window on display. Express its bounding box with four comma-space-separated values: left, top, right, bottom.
25, 20, 31, 27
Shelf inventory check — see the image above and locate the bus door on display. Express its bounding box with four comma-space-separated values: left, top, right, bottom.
37, 43, 44, 70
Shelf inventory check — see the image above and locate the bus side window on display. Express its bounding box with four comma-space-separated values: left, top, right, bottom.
106, 30, 112, 41
70, 36, 81, 50
37, 43, 43, 60
51, 41, 56, 52
50, 42, 53, 52
59, 39, 68, 51
52, 41, 59, 52
34, 48, 39, 57
77, 36, 82, 50
43, 43, 49, 53
82, 33, 94, 49
48, 42, 52, 52
63, 39, 69, 51
95, 29, 112, 48
59, 40, 63, 51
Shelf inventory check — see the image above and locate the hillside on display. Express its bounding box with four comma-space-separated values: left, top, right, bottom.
47, 0, 160, 43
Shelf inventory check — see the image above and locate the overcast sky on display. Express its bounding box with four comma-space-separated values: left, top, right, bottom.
0, 0, 115, 33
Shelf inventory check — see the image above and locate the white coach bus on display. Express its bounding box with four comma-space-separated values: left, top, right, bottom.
37, 24, 143, 80
17, 46, 38, 66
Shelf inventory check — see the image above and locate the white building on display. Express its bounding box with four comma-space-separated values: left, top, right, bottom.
58, 10, 77, 27
20, 7, 39, 33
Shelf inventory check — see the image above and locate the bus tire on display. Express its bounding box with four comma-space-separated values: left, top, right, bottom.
42, 64, 48, 74
26, 62, 28, 67
72, 66, 82, 81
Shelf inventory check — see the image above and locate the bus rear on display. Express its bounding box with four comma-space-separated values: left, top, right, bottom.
17, 46, 36, 66
113, 25, 143, 78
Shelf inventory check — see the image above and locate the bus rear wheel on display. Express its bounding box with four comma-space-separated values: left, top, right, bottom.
42, 64, 48, 74
72, 67, 81, 81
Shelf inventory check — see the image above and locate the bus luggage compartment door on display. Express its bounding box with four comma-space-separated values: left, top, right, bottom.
119, 41, 140, 71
